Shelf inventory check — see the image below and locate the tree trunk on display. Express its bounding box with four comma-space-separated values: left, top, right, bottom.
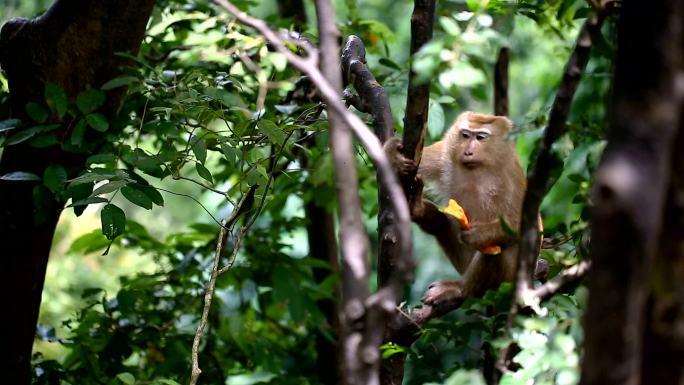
0, 1, 154, 383
581, 2, 683, 384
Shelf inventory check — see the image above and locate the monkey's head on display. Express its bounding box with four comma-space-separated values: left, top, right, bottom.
446, 111, 514, 170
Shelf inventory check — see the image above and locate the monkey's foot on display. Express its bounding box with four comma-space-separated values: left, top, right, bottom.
421, 280, 465, 310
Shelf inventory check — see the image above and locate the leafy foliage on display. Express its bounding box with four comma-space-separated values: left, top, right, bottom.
0, 0, 615, 383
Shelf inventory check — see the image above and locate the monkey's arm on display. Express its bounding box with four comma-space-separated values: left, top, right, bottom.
417, 141, 444, 182
462, 218, 517, 248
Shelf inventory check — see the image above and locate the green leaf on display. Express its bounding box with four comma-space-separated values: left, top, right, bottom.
101, 76, 139, 90
221, 143, 240, 163
66, 182, 94, 216
26, 102, 49, 123
121, 185, 153, 210
71, 119, 87, 146
45, 83, 68, 118
29, 133, 58, 148
85, 113, 109, 132
378, 57, 402, 71
91, 180, 128, 196
70, 229, 110, 253
43, 165, 67, 194
101, 203, 126, 240
428, 100, 445, 138
195, 162, 213, 184
257, 119, 286, 144
69, 197, 109, 207
439, 16, 462, 36
0, 118, 21, 133
137, 184, 164, 206
5, 126, 43, 145
267, 52, 287, 72
76, 88, 106, 114
191, 137, 207, 164
116, 372, 135, 385
86, 153, 118, 166
438, 62, 486, 88
225, 371, 276, 385
68, 171, 119, 186
0, 171, 41, 181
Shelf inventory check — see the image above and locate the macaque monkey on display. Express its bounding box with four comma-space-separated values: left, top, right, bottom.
385, 111, 535, 307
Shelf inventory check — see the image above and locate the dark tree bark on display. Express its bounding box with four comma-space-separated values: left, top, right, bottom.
0, 1, 154, 383
641, 108, 684, 385
494, 47, 509, 117
581, 2, 683, 385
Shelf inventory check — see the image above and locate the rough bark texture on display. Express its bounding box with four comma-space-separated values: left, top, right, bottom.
400, 0, 436, 166
341, 36, 397, 290
379, 3, 435, 384
306, 202, 342, 385
0, 1, 154, 383
314, 2, 377, 385
581, 2, 682, 385
494, 47, 509, 117
641, 111, 684, 385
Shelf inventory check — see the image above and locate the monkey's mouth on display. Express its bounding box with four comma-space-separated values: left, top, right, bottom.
461, 161, 482, 169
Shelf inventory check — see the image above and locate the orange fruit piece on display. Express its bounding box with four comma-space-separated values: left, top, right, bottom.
440, 199, 501, 255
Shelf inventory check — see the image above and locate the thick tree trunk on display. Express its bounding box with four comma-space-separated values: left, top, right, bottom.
581, 2, 683, 385
0, 1, 154, 383
640, 59, 684, 385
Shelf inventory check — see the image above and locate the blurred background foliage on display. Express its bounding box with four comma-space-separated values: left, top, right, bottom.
0, 0, 613, 384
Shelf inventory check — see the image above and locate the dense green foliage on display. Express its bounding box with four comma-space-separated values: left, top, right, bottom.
0, 0, 614, 384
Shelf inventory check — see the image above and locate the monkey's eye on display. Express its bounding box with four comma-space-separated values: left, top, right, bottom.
461, 131, 471, 139
476, 133, 489, 141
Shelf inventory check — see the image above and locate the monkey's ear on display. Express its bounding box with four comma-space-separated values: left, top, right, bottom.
493, 116, 513, 133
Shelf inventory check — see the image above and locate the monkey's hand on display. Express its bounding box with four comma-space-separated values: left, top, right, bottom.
421, 280, 465, 309
408, 174, 428, 220
461, 220, 511, 249
383, 137, 418, 176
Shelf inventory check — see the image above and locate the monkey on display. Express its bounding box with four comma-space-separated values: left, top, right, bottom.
385, 111, 537, 307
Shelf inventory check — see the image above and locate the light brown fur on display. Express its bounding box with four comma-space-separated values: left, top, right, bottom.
386, 111, 528, 306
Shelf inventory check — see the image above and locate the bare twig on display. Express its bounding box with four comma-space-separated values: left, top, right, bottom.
498, 5, 612, 379
513, 7, 609, 311
530, 260, 591, 301
189, 186, 256, 385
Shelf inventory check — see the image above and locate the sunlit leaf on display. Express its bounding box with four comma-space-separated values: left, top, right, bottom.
0, 171, 40, 181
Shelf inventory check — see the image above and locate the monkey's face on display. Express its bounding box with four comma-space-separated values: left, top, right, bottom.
456, 127, 496, 169
447, 111, 513, 170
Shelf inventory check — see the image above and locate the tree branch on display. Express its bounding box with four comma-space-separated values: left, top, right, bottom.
401, 0, 436, 165
494, 47, 509, 117
212, 2, 412, 282
190, 185, 256, 385
212, 2, 413, 383
513, 7, 609, 309
530, 260, 591, 301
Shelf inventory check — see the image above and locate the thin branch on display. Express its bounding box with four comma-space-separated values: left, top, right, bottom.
173, 175, 236, 205
530, 260, 591, 301
189, 186, 257, 385
401, 0, 436, 164
155, 187, 226, 227
212, 2, 412, 275
498, 5, 613, 379
513, 7, 609, 309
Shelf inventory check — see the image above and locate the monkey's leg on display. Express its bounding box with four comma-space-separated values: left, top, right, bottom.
421, 280, 465, 310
